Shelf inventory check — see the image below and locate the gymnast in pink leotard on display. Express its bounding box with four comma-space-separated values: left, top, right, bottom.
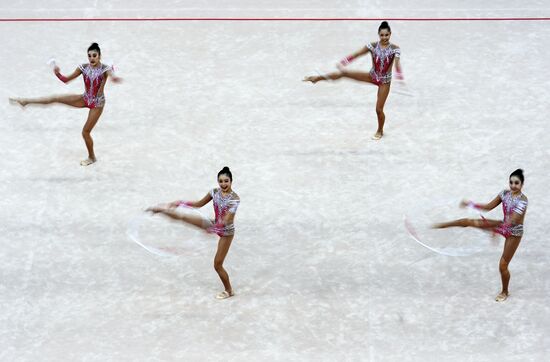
433, 169, 529, 302
147, 167, 240, 300
9, 43, 122, 166
79, 62, 112, 109
303, 21, 402, 140
365, 41, 401, 86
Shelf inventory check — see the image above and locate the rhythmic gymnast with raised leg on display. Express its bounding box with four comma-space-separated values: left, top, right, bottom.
304, 21, 402, 140
10, 43, 122, 166
147, 167, 240, 300
433, 169, 528, 302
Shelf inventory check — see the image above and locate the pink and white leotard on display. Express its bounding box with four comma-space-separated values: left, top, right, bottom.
494, 190, 528, 237
78, 63, 112, 109
210, 188, 240, 236
366, 42, 401, 85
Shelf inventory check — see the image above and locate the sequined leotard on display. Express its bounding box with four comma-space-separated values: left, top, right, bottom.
78, 63, 112, 109
210, 188, 240, 236
494, 190, 528, 237
366, 42, 401, 85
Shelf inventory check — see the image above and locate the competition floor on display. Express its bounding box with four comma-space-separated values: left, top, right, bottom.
1, 1, 549, 361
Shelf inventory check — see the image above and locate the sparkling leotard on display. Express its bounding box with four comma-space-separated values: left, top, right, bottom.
366, 42, 401, 85
210, 188, 240, 236
495, 190, 528, 237
78, 63, 112, 109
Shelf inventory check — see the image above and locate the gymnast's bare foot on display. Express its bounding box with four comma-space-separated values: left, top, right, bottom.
80, 157, 96, 166
9, 98, 28, 107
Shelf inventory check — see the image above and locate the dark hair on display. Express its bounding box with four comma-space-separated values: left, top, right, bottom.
509, 169, 524, 183
378, 21, 391, 33
87, 42, 101, 55
217, 166, 232, 181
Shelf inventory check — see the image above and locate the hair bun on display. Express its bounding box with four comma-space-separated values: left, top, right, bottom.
378, 21, 391, 32
510, 168, 525, 183
217, 166, 233, 181
87, 42, 101, 54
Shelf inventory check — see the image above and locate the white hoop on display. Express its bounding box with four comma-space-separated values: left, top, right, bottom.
127, 205, 212, 257
404, 216, 486, 257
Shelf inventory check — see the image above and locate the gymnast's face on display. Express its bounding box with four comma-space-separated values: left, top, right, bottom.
218, 174, 232, 192
378, 29, 391, 44
509, 176, 523, 193
88, 51, 100, 66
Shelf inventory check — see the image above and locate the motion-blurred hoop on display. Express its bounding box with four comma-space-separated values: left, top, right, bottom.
404, 216, 485, 257
126, 205, 212, 257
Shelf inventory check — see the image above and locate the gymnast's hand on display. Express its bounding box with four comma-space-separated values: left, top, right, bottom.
110, 75, 123, 84
459, 200, 470, 208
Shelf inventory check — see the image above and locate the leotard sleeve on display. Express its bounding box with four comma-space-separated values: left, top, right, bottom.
513, 197, 528, 215
394, 47, 401, 58
228, 198, 240, 214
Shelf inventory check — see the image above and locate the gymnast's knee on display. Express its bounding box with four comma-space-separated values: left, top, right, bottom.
499, 257, 509, 273
214, 259, 224, 272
